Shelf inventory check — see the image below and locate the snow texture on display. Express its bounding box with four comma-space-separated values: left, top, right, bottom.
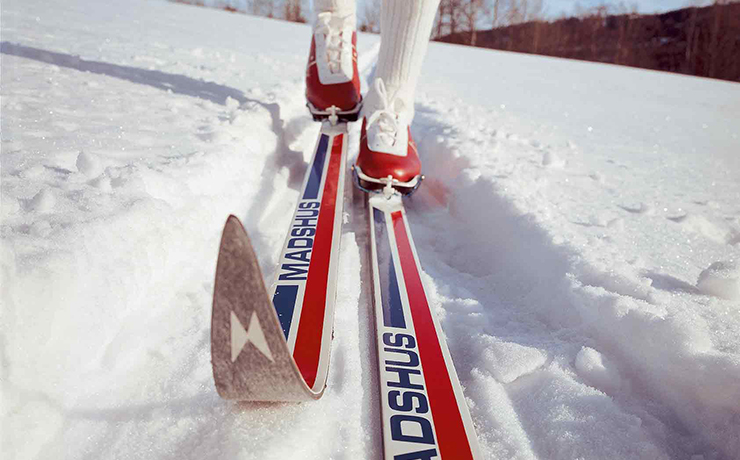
697, 260, 740, 300
2, 0, 740, 459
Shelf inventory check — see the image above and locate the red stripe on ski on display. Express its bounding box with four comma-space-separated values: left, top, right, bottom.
391, 210, 474, 460
294, 134, 343, 388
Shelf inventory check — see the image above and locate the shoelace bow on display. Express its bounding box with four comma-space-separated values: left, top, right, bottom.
367, 79, 406, 148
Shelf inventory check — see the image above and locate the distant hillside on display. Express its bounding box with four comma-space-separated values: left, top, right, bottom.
438, 3, 740, 82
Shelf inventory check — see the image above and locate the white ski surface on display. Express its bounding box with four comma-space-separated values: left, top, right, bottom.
2, 0, 739, 459
368, 193, 483, 459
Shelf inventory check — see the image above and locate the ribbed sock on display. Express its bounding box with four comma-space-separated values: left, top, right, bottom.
375, 0, 440, 112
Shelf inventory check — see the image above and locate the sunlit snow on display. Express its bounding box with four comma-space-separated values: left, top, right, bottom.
2, 0, 739, 459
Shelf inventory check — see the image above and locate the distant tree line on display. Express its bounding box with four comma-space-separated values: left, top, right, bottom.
435, 1, 740, 82
171, 0, 740, 82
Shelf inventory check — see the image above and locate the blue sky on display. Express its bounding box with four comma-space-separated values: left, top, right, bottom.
545, 0, 706, 16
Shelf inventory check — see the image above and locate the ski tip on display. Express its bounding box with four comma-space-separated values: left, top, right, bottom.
223, 214, 246, 238
218, 215, 254, 263
211, 214, 264, 400
210, 214, 323, 402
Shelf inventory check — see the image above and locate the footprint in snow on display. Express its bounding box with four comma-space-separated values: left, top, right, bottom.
2, 197, 21, 216
575, 347, 622, 394
76, 150, 103, 178
28, 189, 55, 213
542, 150, 566, 169
667, 213, 732, 245
697, 260, 740, 300
618, 202, 654, 215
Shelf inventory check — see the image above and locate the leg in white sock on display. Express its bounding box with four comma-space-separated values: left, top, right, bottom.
373, 0, 441, 117
355, 0, 439, 186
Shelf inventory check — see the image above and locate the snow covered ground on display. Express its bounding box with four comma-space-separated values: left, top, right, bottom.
2, 0, 739, 459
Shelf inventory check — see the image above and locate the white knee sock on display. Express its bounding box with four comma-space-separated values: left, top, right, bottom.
314, 0, 356, 19
374, 0, 440, 113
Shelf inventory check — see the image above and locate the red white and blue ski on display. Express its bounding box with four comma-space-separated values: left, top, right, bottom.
211, 117, 480, 455
211, 122, 347, 401
368, 193, 482, 459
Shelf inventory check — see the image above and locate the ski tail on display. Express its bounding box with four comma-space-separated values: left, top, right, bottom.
211, 122, 348, 401
368, 194, 482, 459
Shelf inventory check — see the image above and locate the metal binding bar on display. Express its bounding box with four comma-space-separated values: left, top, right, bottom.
352, 165, 424, 197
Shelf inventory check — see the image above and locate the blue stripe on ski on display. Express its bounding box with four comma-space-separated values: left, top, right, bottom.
303, 134, 330, 200
374, 207, 406, 329
273, 284, 299, 339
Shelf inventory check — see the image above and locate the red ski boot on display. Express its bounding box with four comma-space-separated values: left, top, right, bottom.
354, 79, 422, 195
306, 12, 361, 124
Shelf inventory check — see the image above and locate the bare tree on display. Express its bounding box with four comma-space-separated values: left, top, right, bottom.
489, 0, 506, 28
613, 2, 637, 65
360, 0, 381, 33
454, 0, 464, 35
283, 0, 305, 22
685, 5, 700, 73
461, 0, 485, 45
250, 0, 269, 17
589, 5, 608, 59
506, 0, 523, 24
438, 0, 464, 36
434, 6, 445, 38
708, 0, 728, 77
527, 0, 544, 21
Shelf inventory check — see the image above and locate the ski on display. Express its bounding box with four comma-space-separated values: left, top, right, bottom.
366, 191, 482, 459
211, 121, 348, 401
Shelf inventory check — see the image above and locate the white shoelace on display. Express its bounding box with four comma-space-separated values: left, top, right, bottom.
316, 13, 348, 74
366, 79, 407, 148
